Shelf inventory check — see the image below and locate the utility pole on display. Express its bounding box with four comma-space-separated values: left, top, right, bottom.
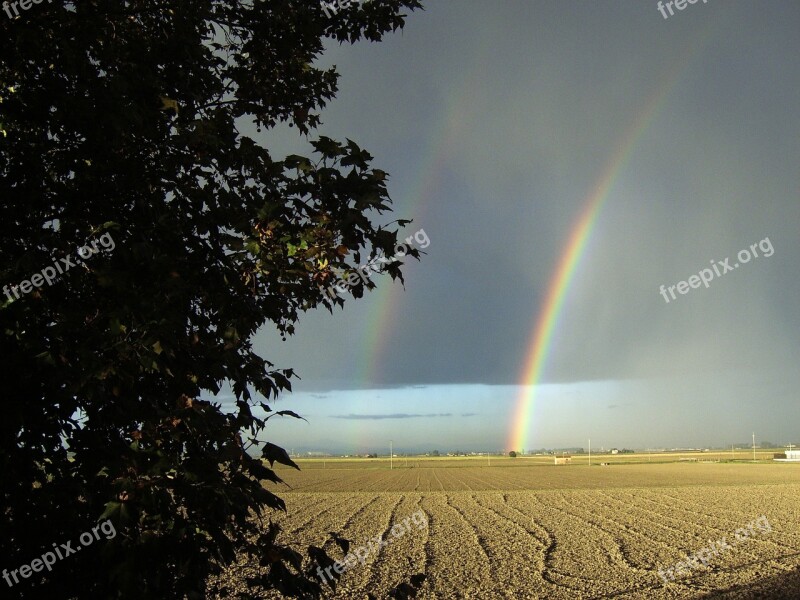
390, 440, 393, 470
588, 438, 591, 467
752, 433, 756, 463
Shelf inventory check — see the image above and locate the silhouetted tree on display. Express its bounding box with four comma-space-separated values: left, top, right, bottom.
0, 0, 422, 598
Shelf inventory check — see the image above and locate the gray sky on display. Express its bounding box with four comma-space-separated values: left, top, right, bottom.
218, 0, 800, 454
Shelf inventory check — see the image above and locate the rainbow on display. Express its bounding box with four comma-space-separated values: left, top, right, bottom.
349, 40, 495, 452
508, 36, 711, 453
356, 41, 489, 384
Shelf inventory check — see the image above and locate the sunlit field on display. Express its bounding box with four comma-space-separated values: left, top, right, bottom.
213, 458, 800, 599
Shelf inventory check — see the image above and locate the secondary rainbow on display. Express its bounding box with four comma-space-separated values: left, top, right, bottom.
356, 40, 490, 385
508, 36, 711, 453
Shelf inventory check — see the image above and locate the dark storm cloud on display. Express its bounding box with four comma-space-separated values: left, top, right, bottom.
333, 413, 453, 420
251, 1, 800, 449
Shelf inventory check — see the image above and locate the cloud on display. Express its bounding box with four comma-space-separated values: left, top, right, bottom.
608, 403, 631, 410
333, 413, 453, 420
461, 412, 478, 417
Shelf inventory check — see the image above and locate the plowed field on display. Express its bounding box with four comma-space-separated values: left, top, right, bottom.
214, 462, 800, 599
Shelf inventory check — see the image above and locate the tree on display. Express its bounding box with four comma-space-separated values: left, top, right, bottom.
0, 1, 422, 598
508, 451, 518, 458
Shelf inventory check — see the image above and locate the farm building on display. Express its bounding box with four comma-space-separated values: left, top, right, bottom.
554, 456, 572, 465
773, 450, 800, 462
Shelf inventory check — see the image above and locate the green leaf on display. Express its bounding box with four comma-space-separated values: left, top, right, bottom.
109, 318, 127, 335
99, 501, 121, 521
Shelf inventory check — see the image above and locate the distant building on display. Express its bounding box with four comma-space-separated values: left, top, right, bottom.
773, 450, 800, 462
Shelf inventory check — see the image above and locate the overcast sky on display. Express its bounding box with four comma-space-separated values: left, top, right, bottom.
215, 1, 800, 454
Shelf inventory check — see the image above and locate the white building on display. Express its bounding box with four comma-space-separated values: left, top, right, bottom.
773, 449, 800, 462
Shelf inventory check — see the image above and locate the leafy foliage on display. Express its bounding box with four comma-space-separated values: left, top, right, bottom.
0, 0, 422, 597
